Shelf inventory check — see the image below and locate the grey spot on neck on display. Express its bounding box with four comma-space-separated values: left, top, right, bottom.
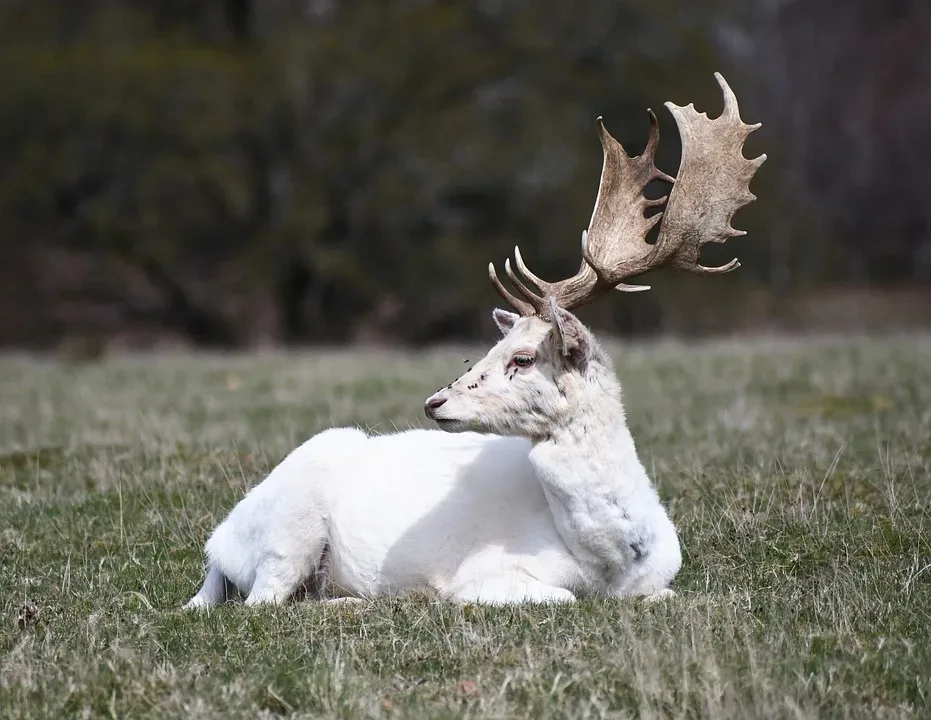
630, 541, 647, 562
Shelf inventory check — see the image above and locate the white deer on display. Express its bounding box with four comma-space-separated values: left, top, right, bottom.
185, 73, 765, 609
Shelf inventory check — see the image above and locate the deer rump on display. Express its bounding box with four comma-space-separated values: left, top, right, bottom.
187, 428, 587, 606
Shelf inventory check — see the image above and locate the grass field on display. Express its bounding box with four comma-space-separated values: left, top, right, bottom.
1, 335, 930, 718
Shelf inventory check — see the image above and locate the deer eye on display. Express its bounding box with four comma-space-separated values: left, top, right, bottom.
512, 354, 535, 368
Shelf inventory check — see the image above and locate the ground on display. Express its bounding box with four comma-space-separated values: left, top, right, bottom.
1, 335, 930, 719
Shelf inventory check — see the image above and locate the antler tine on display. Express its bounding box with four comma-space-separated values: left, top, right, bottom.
716, 71, 760, 134
504, 258, 546, 310
643, 109, 676, 184
512, 246, 550, 295
488, 261, 534, 316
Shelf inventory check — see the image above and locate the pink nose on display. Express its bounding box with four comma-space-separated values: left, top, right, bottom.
424, 396, 447, 417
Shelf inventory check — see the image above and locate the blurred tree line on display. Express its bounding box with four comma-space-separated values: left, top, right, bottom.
0, 0, 929, 350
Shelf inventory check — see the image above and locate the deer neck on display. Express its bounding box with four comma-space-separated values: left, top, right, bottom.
527, 365, 655, 582
530, 372, 645, 487
534, 367, 636, 469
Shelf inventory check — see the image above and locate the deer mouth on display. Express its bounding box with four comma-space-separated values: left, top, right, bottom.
424, 397, 459, 429
430, 417, 471, 433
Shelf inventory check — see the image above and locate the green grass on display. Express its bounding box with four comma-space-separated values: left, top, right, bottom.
2, 336, 930, 719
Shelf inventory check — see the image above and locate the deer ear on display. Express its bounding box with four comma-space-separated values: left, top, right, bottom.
548, 297, 591, 363
492, 308, 520, 336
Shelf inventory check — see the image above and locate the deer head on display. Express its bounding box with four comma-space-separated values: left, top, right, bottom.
425, 73, 766, 439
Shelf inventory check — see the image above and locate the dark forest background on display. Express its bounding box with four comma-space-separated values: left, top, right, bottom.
1, 0, 930, 351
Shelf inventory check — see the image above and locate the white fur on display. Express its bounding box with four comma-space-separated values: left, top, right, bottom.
185, 304, 681, 608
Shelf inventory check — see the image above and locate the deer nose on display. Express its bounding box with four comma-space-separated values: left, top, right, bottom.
424, 396, 447, 418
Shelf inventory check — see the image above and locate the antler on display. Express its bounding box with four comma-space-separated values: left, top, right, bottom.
489, 72, 767, 319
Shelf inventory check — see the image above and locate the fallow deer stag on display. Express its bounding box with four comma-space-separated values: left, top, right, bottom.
186, 73, 765, 608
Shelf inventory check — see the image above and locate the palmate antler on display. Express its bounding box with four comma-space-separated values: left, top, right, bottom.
489, 72, 767, 318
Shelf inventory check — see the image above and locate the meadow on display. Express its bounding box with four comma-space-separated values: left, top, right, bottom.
1, 335, 930, 718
